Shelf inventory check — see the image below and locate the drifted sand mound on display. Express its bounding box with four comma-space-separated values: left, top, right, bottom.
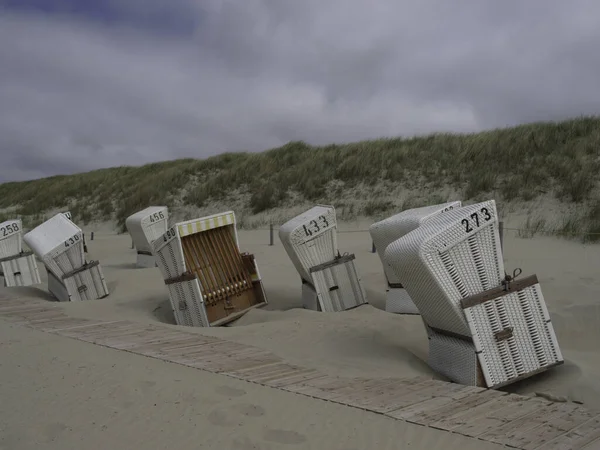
7, 226, 600, 409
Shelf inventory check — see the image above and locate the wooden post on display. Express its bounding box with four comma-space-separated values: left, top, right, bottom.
499, 221, 504, 252
372, 242, 376, 253
90, 231, 94, 241
269, 223, 274, 246
131, 239, 134, 249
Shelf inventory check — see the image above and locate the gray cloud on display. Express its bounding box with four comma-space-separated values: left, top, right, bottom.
1, 0, 600, 182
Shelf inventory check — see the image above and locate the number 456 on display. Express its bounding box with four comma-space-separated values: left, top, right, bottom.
149, 211, 165, 223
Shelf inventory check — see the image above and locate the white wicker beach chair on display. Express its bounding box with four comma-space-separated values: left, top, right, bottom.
279, 205, 367, 312
125, 206, 169, 268
369, 201, 462, 314
384, 200, 564, 388
23, 213, 108, 301
0, 219, 41, 287
152, 211, 268, 327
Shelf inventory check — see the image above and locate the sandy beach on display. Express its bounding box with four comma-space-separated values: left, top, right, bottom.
1, 223, 600, 449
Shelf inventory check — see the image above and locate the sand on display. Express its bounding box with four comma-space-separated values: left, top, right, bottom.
1, 222, 600, 449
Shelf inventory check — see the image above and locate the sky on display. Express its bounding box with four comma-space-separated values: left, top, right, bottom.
1, 0, 599, 182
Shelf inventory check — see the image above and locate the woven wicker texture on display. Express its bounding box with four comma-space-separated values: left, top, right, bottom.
62, 264, 109, 302
310, 257, 367, 312
23, 213, 86, 279
1, 253, 40, 287
385, 200, 503, 336
370, 201, 462, 314
166, 277, 209, 327
279, 205, 338, 283
385, 287, 419, 314
153, 227, 187, 280
0, 219, 23, 258
464, 283, 564, 388
125, 206, 169, 254
425, 326, 480, 386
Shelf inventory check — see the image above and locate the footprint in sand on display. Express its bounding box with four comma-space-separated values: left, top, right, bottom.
207, 409, 238, 427
263, 429, 307, 445
231, 436, 273, 450
207, 403, 265, 427
236, 403, 265, 417
215, 385, 247, 398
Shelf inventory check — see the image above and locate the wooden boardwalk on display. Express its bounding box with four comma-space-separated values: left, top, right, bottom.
1, 293, 599, 450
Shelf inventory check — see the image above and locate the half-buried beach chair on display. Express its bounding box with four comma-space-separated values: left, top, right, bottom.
125, 206, 168, 268
23, 213, 109, 301
369, 201, 462, 314
152, 211, 268, 327
279, 205, 367, 312
385, 200, 564, 388
0, 218, 41, 287
61, 211, 89, 253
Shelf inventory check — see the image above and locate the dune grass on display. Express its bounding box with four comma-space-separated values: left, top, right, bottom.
0, 116, 599, 241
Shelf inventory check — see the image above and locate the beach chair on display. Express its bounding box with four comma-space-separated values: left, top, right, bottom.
384, 200, 564, 388
125, 206, 169, 268
279, 205, 367, 312
23, 213, 109, 301
61, 211, 89, 253
369, 201, 462, 314
152, 211, 267, 327
0, 219, 41, 287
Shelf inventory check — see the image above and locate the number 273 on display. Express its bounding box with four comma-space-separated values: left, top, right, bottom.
461, 207, 492, 233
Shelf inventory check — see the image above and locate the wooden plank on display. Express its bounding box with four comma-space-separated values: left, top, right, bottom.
414, 389, 508, 427
298, 377, 388, 403
387, 386, 484, 421
323, 377, 428, 410
500, 405, 596, 450
32, 317, 96, 331
2, 309, 61, 320
80, 325, 159, 344
156, 340, 226, 358
14, 314, 67, 326
70, 322, 152, 339
22, 314, 77, 327
254, 366, 320, 385
241, 364, 311, 384
129, 333, 214, 353
357, 378, 460, 413
48, 320, 125, 333
535, 415, 600, 450
137, 336, 221, 357
0, 304, 53, 314
98, 329, 192, 350
110, 330, 196, 350
225, 361, 284, 378
56, 320, 136, 338
186, 346, 274, 370
209, 355, 282, 374
358, 379, 462, 412
164, 341, 254, 365
452, 397, 552, 438
318, 377, 400, 406
432, 393, 526, 433
282, 375, 360, 398
479, 402, 568, 444
264, 369, 326, 388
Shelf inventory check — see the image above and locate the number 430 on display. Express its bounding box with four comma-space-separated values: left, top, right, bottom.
461, 207, 492, 233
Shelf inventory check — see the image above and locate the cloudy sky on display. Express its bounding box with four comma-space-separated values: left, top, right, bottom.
1, 0, 599, 182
